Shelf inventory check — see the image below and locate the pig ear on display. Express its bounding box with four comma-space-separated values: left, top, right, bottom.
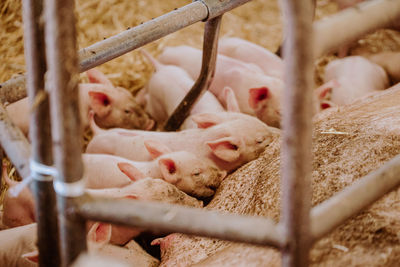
144, 139, 172, 159
117, 162, 146, 181
88, 91, 112, 118
223, 87, 240, 112
158, 158, 178, 184
22, 251, 39, 263
206, 136, 242, 162
316, 79, 339, 100
86, 68, 114, 87
87, 222, 112, 245
191, 113, 222, 129
248, 87, 270, 109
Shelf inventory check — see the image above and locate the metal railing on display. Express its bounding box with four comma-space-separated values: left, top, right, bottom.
0, 0, 400, 266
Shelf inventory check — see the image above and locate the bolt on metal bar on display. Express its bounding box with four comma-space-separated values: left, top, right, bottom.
311, 153, 400, 241
280, 0, 314, 266
0, 0, 255, 105
22, 0, 61, 266
164, 15, 222, 131
77, 196, 284, 248
44, 0, 86, 265
314, 0, 400, 58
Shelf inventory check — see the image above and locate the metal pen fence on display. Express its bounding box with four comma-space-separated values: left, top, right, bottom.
0, 0, 400, 266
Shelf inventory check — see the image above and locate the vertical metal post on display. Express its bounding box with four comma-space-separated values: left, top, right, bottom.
164, 15, 222, 131
22, 0, 61, 266
44, 0, 86, 265
280, 0, 314, 266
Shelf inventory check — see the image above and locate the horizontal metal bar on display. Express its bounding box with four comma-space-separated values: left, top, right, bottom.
79, 1, 207, 71
0, 103, 31, 178
77, 196, 284, 248
314, 0, 400, 58
311, 152, 400, 241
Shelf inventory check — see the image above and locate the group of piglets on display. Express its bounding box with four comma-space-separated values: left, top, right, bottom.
2, 33, 398, 266
1, 45, 282, 266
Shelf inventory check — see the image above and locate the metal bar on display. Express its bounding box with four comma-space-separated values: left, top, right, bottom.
164, 15, 222, 131
44, 0, 86, 265
0, 103, 31, 178
77, 196, 284, 248
314, 0, 400, 58
22, 0, 60, 266
280, 0, 314, 266
311, 153, 400, 241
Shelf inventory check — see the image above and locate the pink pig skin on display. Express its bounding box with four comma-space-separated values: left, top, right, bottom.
20, 223, 159, 267
86, 112, 280, 173
86, 178, 202, 245
85, 223, 160, 267
322, 56, 389, 105
2, 166, 35, 228
84, 146, 226, 198
157, 45, 263, 81
142, 50, 224, 125
157, 45, 284, 128
0, 223, 37, 267
5, 68, 154, 136
218, 37, 284, 79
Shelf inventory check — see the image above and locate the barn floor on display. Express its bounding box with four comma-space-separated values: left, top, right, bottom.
1, 0, 400, 266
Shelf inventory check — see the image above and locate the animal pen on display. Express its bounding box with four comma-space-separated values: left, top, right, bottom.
0, 0, 400, 266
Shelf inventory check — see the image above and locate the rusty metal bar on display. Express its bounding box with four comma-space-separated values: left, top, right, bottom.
164, 15, 222, 131
22, 0, 61, 266
44, 0, 86, 265
280, 0, 314, 266
0, 0, 255, 104
78, 196, 284, 248
311, 153, 400, 241
314, 0, 400, 58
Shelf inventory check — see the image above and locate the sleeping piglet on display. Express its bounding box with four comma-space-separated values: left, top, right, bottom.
218, 37, 284, 79
318, 56, 389, 107
86, 178, 203, 245
5, 68, 154, 136
141, 50, 224, 126
157, 45, 284, 128
86, 112, 280, 173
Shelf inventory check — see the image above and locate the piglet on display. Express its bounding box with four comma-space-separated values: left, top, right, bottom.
157, 45, 284, 127
5, 68, 154, 136
2, 165, 35, 228
142, 50, 224, 126
319, 56, 389, 106
157, 45, 263, 81
218, 37, 284, 79
86, 112, 280, 173
86, 178, 203, 245
0, 223, 37, 267
84, 143, 227, 198
85, 223, 160, 267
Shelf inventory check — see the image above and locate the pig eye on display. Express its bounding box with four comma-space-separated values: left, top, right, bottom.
124, 109, 131, 114
192, 169, 202, 176
256, 136, 264, 144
